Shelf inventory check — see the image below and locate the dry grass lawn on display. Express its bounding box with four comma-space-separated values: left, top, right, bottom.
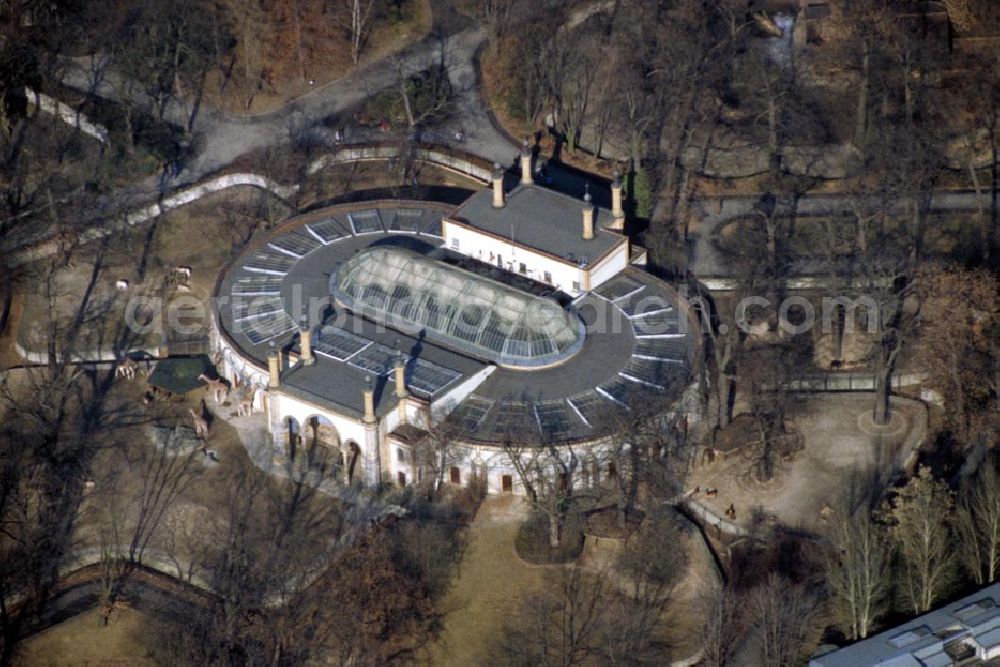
426, 496, 546, 666
15, 608, 156, 666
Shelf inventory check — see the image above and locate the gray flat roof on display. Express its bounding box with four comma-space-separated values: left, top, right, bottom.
453, 269, 693, 444
216, 202, 693, 440
450, 185, 625, 267
811, 582, 1000, 667
217, 202, 484, 420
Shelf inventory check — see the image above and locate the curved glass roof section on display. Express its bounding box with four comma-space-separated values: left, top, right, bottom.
332, 247, 585, 368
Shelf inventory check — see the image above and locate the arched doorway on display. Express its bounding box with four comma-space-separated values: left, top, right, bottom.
285, 417, 301, 459
304, 415, 340, 475
345, 441, 362, 485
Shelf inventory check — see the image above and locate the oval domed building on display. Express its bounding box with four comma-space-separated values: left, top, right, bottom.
212, 170, 699, 493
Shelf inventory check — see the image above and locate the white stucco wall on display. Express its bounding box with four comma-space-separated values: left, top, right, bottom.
442, 220, 586, 295
429, 366, 495, 422
588, 244, 629, 290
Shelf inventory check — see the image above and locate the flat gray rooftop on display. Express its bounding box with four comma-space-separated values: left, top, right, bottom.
217, 201, 692, 441
451, 184, 625, 266
811, 582, 1000, 667
455, 269, 693, 444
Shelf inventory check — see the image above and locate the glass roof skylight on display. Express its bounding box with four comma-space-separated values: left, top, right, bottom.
332, 247, 585, 368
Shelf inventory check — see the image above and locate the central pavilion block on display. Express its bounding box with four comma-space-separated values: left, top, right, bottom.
442, 184, 630, 296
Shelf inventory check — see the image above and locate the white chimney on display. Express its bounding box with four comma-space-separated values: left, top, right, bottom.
520, 139, 533, 185
582, 185, 594, 240
267, 342, 281, 388
492, 163, 505, 208
362, 374, 376, 424
299, 316, 314, 366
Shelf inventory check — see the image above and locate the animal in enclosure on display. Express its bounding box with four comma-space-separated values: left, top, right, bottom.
235, 386, 256, 416
116, 356, 144, 380
198, 374, 230, 403
188, 408, 209, 439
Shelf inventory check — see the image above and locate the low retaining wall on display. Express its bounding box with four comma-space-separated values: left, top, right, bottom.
681, 494, 747, 538
25, 87, 109, 143
8, 173, 299, 267
9, 141, 494, 268
13, 341, 161, 365
308, 143, 493, 184
124, 172, 298, 226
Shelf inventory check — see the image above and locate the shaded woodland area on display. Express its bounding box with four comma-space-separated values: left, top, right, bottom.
475, 0, 999, 458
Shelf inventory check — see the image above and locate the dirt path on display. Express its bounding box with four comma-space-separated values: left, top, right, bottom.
688, 393, 925, 531
426, 496, 544, 666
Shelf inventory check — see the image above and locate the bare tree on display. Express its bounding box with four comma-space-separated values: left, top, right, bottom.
492, 566, 610, 665
914, 263, 999, 444
862, 245, 916, 426
412, 419, 463, 500
883, 466, 956, 614
502, 428, 581, 549
604, 507, 688, 662
819, 505, 892, 640
739, 343, 800, 482
699, 583, 746, 667
746, 572, 819, 667
956, 458, 1000, 586
334, 0, 380, 65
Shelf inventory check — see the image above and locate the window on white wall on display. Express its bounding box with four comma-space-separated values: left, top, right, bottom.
397, 447, 406, 462
572, 280, 581, 291
543, 271, 552, 284
451, 237, 460, 249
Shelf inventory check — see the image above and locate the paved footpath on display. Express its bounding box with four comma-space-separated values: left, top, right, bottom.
686, 189, 994, 279
57, 11, 516, 191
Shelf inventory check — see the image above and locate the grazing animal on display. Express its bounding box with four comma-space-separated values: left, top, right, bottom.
705, 488, 718, 498
198, 374, 229, 403
235, 386, 256, 417
188, 408, 209, 439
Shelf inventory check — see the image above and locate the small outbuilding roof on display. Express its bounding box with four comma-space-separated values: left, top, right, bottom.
147, 356, 213, 395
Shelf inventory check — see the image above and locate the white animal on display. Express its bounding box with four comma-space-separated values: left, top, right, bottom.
116, 357, 143, 381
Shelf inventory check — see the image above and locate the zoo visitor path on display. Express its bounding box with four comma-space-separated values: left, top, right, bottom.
58, 15, 516, 191
688, 189, 994, 280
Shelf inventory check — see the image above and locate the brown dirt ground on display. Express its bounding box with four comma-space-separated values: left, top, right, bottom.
4, 161, 477, 366
205, 0, 432, 116
689, 394, 923, 531
14, 607, 156, 666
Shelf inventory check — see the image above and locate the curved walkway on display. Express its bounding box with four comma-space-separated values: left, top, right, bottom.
688, 189, 994, 281
57, 23, 516, 190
